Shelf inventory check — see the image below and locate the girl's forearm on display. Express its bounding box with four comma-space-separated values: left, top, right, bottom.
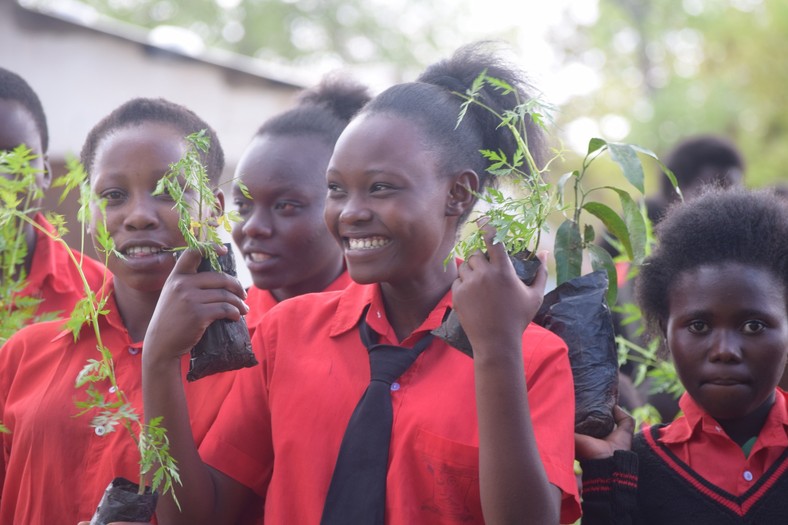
141, 354, 217, 525
473, 341, 560, 525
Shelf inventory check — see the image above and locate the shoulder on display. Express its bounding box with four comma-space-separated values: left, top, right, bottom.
632, 425, 666, 457
524, 321, 567, 348
67, 249, 108, 288
521, 321, 569, 371
251, 288, 347, 353
265, 288, 345, 323
3, 318, 68, 347
0, 319, 70, 366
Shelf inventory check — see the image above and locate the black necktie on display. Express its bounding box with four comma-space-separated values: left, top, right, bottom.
320, 307, 434, 525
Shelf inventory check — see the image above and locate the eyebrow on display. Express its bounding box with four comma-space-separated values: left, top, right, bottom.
327, 167, 399, 178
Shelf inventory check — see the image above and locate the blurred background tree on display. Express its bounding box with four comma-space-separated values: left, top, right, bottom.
27, 0, 786, 187
71, 0, 472, 81
550, 0, 786, 188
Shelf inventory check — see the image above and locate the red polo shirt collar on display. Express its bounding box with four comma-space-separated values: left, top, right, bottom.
51, 277, 142, 352
329, 280, 453, 346
661, 390, 788, 448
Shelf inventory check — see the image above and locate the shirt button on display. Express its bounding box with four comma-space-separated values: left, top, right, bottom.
743, 471, 753, 481
108, 386, 117, 394
128, 347, 140, 355
715, 426, 722, 432
390, 382, 400, 391
95, 426, 106, 436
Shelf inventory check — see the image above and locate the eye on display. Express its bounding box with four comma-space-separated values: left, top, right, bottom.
274, 201, 300, 213
100, 189, 125, 203
233, 198, 252, 215
327, 182, 345, 197
741, 320, 766, 334
687, 320, 709, 334
155, 191, 176, 202
370, 182, 393, 193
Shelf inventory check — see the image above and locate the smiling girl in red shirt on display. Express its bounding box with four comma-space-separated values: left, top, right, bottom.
142, 42, 581, 525
576, 186, 788, 524
0, 98, 238, 523
233, 77, 369, 333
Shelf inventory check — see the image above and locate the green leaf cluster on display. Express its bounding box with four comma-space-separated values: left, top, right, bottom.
153, 130, 229, 271
1, 148, 181, 500
451, 73, 558, 268
140, 417, 182, 509
450, 71, 679, 306
0, 146, 48, 344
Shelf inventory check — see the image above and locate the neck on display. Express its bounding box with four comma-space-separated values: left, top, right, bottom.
20, 220, 37, 277
717, 392, 776, 447
380, 263, 457, 342
271, 259, 345, 302
112, 283, 160, 342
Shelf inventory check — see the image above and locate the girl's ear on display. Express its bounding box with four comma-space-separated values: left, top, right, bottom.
41, 155, 53, 191
212, 189, 225, 217
446, 170, 479, 217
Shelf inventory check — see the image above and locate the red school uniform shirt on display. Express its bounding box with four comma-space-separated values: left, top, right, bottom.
243, 270, 353, 336
200, 280, 582, 524
649, 389, 788, 497
246, 270, 353, 335
0, 277, 236, 524
15, 213, 109, 321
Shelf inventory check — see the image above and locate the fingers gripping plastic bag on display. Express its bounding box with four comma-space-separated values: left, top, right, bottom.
533, 270, 618, 438
187, 245, 258, 381
431, 252, 541, 357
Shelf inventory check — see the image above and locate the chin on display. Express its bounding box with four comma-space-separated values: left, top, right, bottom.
251, 275, 284, 291
345, 270, 378, 285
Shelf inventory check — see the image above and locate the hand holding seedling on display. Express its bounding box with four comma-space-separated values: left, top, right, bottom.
144, 245, 249, 363
574, 406, 635, 461
452, 223, 548, 359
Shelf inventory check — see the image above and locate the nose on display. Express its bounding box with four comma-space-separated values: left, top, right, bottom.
123, 194, 160, 231
338, 194, 373, 225
241, 207, 274, 239
708, 330, 743, 363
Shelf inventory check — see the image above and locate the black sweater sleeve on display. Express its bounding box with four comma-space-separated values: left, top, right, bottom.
579, 450, 639, 525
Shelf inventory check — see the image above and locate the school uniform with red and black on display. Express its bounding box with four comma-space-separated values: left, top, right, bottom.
580, 390, 788, 524
243, 270, 352, 336
15, 213, 108, 321
200, 279, 582, 525
0, 277, 236, 524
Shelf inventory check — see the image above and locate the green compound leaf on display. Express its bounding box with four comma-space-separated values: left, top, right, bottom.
583, 201, 633, 260
607, 142, 645, 194
555, 219, 582, 285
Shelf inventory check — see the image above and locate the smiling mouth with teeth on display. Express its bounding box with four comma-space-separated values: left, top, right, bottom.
347, 237, 390, 250
124, 246, 164, 258
247, 252, 272, 263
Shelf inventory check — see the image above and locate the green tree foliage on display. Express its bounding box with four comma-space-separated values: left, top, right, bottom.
68, 0, 466, 73
550, 0, 787, 188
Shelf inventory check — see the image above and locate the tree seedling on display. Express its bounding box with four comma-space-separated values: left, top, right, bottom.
436, 70, 680, 437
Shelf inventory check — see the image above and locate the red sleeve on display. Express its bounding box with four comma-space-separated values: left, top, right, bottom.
199, 325, 274, 499
0, 327, 37, 495
522, 324, 582, 524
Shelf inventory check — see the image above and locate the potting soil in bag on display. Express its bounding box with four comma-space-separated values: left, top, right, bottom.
533, 270, 618, 438
187, 245, 258, 381
90, 477, 158, 525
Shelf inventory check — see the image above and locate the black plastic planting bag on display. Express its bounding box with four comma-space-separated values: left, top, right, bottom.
432, 252, 541, 357
533, 270, 618, 438
90, 477, 158, 525
187, 244, 258, 381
